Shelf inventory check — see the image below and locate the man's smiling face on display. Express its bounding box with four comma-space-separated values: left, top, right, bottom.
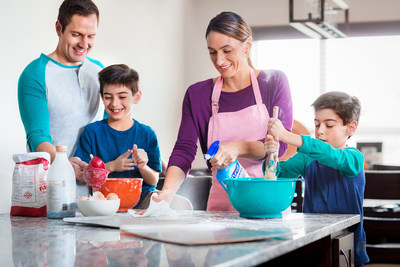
56, 13, 98, 66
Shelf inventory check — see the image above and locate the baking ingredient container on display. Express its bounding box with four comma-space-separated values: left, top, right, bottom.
99, 178, 143, 211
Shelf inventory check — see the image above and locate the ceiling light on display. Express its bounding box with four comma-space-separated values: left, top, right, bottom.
332, 0, 349, 10
289, 0, 349, 39
290, 23, 322, 39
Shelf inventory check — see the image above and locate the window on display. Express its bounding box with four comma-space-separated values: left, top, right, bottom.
252, 39, 320, 131
326, 36, 400, 130
252, 36, 400, 165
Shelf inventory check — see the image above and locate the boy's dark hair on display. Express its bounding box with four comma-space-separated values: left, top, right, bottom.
58, 0, 99, 33
312, 91, 361, 125
98, 64, 139, 95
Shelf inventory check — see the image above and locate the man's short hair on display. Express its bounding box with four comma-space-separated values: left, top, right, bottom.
312, 91, 361, 125
98, 64, 139, 96
58, 0, 99, 33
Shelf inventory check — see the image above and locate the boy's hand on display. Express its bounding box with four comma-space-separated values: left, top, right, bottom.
106, 150, 135, 172
268, 118, 287, 140
264, 134, 279, 155
268, 118, 304, 149
132, 144, 148, 169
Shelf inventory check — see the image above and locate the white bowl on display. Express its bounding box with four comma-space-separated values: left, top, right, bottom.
77, 199, 120, 216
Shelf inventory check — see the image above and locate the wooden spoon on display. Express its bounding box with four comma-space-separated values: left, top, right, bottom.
264, 106, 279, 180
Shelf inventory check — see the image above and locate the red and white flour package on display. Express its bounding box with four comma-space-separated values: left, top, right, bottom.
10, 152, 51, 216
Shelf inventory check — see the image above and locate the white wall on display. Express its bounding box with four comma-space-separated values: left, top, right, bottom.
0, 1, 60, 214
0, 0, 186, 214
1, 0, 400, 213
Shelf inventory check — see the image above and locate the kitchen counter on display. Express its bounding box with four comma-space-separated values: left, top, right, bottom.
0, 212, 360, 266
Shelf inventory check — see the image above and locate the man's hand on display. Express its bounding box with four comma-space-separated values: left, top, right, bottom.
69, 157, 88, 182
36, 142, 56, 162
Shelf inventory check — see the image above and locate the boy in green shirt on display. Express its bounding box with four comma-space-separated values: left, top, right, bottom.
264, 91, 369, 266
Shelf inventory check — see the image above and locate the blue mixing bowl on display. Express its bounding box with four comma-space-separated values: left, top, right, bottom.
224, 177, 302, 218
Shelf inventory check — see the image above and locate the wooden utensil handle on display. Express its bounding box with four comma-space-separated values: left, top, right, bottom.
272, 106, 279, 119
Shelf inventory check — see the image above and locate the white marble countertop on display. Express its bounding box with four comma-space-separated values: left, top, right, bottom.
0, 212, 360, 266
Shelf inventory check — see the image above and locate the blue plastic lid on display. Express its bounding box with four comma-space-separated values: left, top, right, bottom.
205, 140, 220, 160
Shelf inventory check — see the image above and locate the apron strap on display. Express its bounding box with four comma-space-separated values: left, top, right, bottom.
209, 69, 263, 143
211, 76, 223, 116
212, 68, 262, 113
250, 68, 263, 105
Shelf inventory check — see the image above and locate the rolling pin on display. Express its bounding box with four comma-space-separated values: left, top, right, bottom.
264, 106, 279, 180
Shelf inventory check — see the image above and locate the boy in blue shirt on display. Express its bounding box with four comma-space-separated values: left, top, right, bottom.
264, 91, 369, 266
74, 64, 161, 207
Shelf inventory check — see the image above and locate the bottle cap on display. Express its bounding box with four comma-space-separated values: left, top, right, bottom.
56, 145, 68, 152
205, 141, 220, 160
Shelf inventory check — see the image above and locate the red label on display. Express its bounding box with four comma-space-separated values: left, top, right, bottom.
39, 181, 47, 193
24, 191, 33, 199
17, 158, 50, 170
10, 205, 47, 217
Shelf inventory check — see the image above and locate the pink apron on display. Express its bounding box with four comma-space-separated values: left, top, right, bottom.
206, 68, 270, 211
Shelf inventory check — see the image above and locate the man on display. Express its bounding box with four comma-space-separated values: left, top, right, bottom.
18, 0, 103, 197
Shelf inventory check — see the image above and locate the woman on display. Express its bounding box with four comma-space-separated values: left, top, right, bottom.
155, 11, 293, 211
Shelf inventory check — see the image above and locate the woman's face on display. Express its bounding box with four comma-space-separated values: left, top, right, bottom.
206, 31, 249, 78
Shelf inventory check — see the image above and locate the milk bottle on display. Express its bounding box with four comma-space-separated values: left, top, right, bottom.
47, 146, 76, 218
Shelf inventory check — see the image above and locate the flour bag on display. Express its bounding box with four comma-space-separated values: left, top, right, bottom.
11, 152, 51, 216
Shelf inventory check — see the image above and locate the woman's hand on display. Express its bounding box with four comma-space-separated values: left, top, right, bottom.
264, 134, 279, 155
209, 142, 240, 171
152, 189, 175, 204
134, 189, 175, 215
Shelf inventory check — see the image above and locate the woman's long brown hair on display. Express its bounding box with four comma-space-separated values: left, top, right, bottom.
205, 11, 254, 69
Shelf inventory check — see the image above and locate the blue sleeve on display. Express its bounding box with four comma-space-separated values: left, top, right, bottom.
298, 135, 364, 177
18, 57, 52, 152
73, 127, 93, 164
86, 57, 104, 68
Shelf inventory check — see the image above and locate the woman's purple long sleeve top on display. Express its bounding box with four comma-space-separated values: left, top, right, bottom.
168, 70, 293, 175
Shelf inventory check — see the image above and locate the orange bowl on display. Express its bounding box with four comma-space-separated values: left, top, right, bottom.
99, 178, 143, 211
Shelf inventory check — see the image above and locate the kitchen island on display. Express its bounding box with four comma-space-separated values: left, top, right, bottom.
0, 211, 359, 266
